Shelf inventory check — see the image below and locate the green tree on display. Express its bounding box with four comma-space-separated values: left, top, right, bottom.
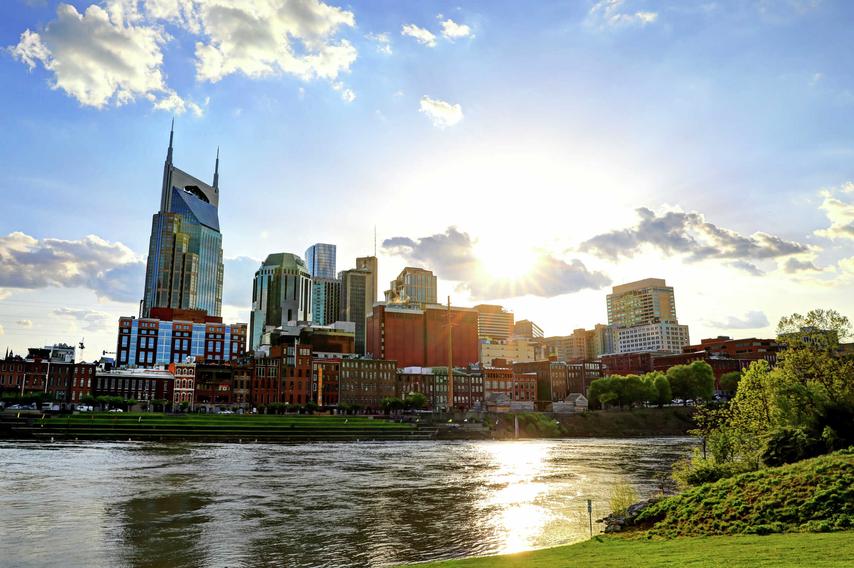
404, 392, 428, 410
719, 371, 741, 396
688, 361, 715, 402
667, 364, 693, 404
381, 397, 404, 414
643, 371, 672, 408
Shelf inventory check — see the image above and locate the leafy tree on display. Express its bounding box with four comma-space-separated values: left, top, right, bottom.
688, 361, 715, 402
643, 371, 672, 408
404, 392, 428, 410
719, 371, 741, 396
381, 397, 404, 414
667, 364, 693, 404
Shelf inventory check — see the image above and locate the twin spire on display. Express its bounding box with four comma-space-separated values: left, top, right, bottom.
165, 117, 220, 190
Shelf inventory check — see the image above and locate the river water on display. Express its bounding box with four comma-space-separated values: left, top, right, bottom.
0, 438, 695, 567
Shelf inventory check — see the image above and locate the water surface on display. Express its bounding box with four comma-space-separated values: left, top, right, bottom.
0, 438, 695, 567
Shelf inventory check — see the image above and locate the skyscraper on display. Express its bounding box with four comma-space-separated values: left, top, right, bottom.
473, 304, 514, 341
606, 278, 689, 354
339, 269, 371, 354
250, 253, 312, 350
311, 277, 341, 326
142, 122, 224, 318
356, 255, 378, 304
384, 267, 437, 306
305, 243, 337, 279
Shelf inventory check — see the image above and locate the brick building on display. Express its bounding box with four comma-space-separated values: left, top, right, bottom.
512, 360, 570, 409
0, 348, 96, 407
339, 358, 397, 411
168, 362, 195, 408
94, 368, 174, 404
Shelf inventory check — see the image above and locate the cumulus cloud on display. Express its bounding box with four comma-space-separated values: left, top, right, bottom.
783, 258, 821, 273
9, 0, 356, 111
580, 208, 810, 266
191, 0, 357, 83
16, 320, 34, 328
366, 32, 391, 54
815, 182, 854, 240
401, 23, 436, 47
440, 18, 471, 40
707, 310, 770, 330
727, 260, 765, 276
332, 81, 355, 102
419, 96, 463, 128
588, 0, 658, 28
0, 231, 144, 303
9, 2, 181, 109
53, 307, 113, 331
383, 227, 610, 300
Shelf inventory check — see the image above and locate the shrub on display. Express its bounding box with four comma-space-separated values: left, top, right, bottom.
609, 482, 639, 516
760, 427, 823, 467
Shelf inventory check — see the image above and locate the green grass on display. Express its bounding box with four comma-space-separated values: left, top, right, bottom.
633, 449, 854, 536
413, 532, 854, 567
36, 413, 415, 430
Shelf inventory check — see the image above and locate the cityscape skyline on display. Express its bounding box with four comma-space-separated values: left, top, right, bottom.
1, 0, 854, 361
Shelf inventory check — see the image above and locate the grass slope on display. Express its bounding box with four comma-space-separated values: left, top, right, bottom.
413, 532, 854, 568
634, 449, 854, 536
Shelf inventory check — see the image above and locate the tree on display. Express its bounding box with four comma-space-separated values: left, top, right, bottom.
643, 371, 672, 408
688, 361, 715, 402
381, 397, 404, 414
719, 371, 741, 396
667, 364, 693, 404
404, 392, 428, 410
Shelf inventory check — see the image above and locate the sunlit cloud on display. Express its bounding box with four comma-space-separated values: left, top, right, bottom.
401, 23, 437, 47
53, 307, 113, 332
419, 96, 463, 128
440, 18, 472, 40
587, 0, 658, 28
706, 310, 770, 330
815, 181, 854, 241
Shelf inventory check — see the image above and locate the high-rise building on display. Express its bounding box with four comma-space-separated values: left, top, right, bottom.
250, 253, 312, 350
474, 304, 514, 341
339, 269, 372, 354
142, 123, 223, 318
356, 256, 379, 304
305, 243, 337, 279
514, 319, 544, 339
606, 278, 677, 328
606, 278, 689, 355
384, 267, 437, 306
311, 278, 341, 326
589, 324, 616, 358
544, 329, 591, 362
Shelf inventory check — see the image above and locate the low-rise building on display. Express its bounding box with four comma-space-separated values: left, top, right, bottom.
168, 362, 195, 408
94, 368, 174, 404
338, 358, 397, 411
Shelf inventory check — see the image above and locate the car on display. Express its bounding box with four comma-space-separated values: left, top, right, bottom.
8, 404, 22, 410
220, 410, 234, 415
75, 405, 92, 412
108, 408, 124, 413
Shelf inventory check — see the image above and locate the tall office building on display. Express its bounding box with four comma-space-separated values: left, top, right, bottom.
384, 267, 437, 306
606, 278, 689, 354
142, 122, 224, 317
356, 256, 379, 304
305, 243, 337, 279
607, 278, 677, 328
514, 320, 544, 339
474, 304, 514, 341
311, 278, 341, 326
250, 253, 312, 350
339, 269, 372, 354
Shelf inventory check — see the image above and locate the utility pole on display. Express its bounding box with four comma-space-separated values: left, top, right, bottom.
447, 296, 454, 414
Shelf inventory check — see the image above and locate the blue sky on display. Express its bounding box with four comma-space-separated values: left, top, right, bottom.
1, 0, 853, 359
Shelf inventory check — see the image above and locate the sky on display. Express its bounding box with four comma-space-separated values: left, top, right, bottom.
0, 0, 853, 361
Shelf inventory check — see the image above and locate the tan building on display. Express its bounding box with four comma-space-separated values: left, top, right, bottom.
479, 338, 536, 365
474, 304, 514, 341
356, 256, 379, 304
384, 267, 437, 306
606, 278, 677, 328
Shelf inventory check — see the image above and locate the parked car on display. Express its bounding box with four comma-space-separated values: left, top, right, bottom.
8, 404, 22, 410
75, 405, 93, 412
108, 408, 124, 413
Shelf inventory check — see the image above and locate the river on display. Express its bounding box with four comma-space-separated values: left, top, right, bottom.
0, 438, 696, 567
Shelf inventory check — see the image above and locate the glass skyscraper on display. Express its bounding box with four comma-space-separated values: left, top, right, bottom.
142, 123, 224, 318
305, 243, 337, 279
250, 253, 313, 350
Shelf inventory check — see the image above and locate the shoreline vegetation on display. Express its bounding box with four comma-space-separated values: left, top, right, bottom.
0, 406, 697, 442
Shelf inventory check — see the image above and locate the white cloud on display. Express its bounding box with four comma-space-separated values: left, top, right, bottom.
440, 18, 471, 40
401, 23, 436, 47
0, 231, 144, 303
54, 307, 113, 332
332, 81, 355, 102
152, 90, 204, 117
815, 181, 854, 240
16, 320, 34, 328
419, 96, 463, 128
588, 0, 658, 28
366, 32, 392, 54
707, 310, 770, 330
10, 2, 172, 109
192, 0, 357, 83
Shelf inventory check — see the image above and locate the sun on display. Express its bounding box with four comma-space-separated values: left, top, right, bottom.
475, 239, 539, 281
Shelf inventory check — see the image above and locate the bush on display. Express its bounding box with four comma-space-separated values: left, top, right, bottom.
673, 454, 752, 488
609, 482, 639, 516
760, 427, 823, 467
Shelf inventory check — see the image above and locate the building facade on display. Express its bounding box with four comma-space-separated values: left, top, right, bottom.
338, 358, 397, 411
356, 256, 379, 304
606, 278, 690, 355
250, 253, 312, 350
474, 304, 515, 341
384, 267, 437, 306
142, 125, 223, 318
94, 368, 174, 404
479, 338, 536, 366
311, 277, 341, 326
305, 243, 337, 279
614, 322, 690, 355
514, 319, 544, 339
339, 269, 372, 354
116, 309, 247, 368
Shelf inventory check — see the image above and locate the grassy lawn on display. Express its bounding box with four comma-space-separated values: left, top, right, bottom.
414, 532, 854, 567
37, 413, 415, 430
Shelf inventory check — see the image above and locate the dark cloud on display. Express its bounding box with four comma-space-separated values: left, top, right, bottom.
783, 258, 820, 273
727, 260, 765, 276
383, 227, 610, 300
708, 310, 770, 330
580, 207, 809, 263
0, 231, 144, 303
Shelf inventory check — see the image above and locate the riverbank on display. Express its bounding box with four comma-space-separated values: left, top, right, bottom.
490, 407, 695, 439
411, 531, 854, 567
1, 412, 436, 442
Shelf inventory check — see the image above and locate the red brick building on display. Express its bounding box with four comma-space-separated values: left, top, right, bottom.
93, 368, 174, 403
0, 349, 96, 407
683, 336, 782, 365
366, 303, 479, 368
512, 360, 570, 409
339, 359, 397, 411
251, 344, 314, 408
312, 357, 341, 407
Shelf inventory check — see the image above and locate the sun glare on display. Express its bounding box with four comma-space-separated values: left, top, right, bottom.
475, 240, 539, 281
